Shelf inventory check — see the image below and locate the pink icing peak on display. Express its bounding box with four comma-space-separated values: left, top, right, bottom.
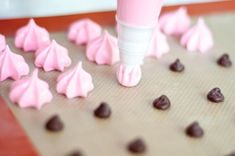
159, 7, 191, 36
117, 64, 142, 87
56, 61, 94, 98
28, 18, 36, 26
0, 34, 6, 52
35, 39, 71, 72
179, 7, 187, 14
76, 61, 82, 70
15, 18, 50, 52
147, 28, 170, 58
73, 62, 83, 74
86, 30, 119, 65
197, 17, 206, 28
0, 45, 29, 81
180, 17, 214, 53
9, 69, 53, 110
31, 68, 38, 79
68, 18, 102, 45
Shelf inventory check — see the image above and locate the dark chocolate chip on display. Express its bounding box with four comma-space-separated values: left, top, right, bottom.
68, 150, 83, 156
127, 138, 146, 154
217, 53, 232, 67
45, 115, 64, 132
94, 102, 111, 119
207, 87, 224, 103
169, 59, 185, 72
226, 151, 235, 156
152, 95, 171, 110
185, 121, 204, 138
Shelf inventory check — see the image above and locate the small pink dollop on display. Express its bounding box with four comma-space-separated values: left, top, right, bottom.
180, 17, 214, 53
15, 19, 50, 52
0, 45, 29, 81
0, 34, 6, 52
35, 40, 71, 72
68, 18, 102, 45
117, 64, 142, 87
86, 30, 119, 65
9, 69, 53, 110
159, 7, 191, 36
147, 28, 170, 59
56, 62, 94, 98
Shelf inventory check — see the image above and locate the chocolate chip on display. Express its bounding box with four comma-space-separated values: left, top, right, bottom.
45, 115, 64, 132
207, 88, 224, 103
127, 138, 146, 154
226, 151, 235, 156
153, 95, 171, 110
94, 102, 111, 119
185, 121, 204, 138
68, 150, 83, 156
217, 53, 232, 67
169, 59, 185, 72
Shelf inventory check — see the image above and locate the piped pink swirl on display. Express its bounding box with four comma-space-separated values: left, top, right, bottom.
56, 62, 94, 98
15, 19, 50, 52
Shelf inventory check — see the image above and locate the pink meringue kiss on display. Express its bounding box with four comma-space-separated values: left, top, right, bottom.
86, 30, 119, 65
147, 28, 170, 58
35, 40, 71, 72
0, 34, 6, 52
15, 19, 50, 52
0, 45, 29, 81
117, 64, 142, 87
56, 62, 94, 99
9, 69, 53, 110
159, 7, 191, 36
68, 18, 102, 45
180, 17, 214, 53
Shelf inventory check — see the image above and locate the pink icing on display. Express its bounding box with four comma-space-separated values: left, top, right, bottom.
0, 45, 29, 81
0, 34, 6, 52
147, 28, 170, 58
56, 62, 94, 98
86, 30, 119, 65
9, 69, 53, 110
15, 19, 50, 52
117, 64, 142, 87
68, 18, 102, 45
35, 40, 71, 72
159, 7, 191, 36
180, 17, 214, 53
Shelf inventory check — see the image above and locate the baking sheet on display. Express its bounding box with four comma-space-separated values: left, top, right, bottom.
0, 12, 235, 156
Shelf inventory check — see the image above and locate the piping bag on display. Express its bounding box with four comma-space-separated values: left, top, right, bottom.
116, 0, 164, 87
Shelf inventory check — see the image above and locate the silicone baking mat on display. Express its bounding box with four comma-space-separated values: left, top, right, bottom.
0, 12, 235, 156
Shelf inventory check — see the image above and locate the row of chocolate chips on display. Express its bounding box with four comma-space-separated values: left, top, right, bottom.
45, 103, 112, 133
43, 103, 112, 156
44, 87, 225, 155
126, 123, 204, 155
44, 91, 229, 155
152, 87, 224, 111
87, 87, 223, 154
169, 53, 232, 73
132, 79, 226, 153
43, 52, 231, 155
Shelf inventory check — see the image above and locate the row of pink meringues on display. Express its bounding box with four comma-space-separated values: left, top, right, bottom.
0, 7, 214, 110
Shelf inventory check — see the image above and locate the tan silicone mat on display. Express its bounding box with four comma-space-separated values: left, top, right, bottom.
0, 12, 235, 156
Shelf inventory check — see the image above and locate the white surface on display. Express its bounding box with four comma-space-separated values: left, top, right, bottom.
0, 0, 222, 19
